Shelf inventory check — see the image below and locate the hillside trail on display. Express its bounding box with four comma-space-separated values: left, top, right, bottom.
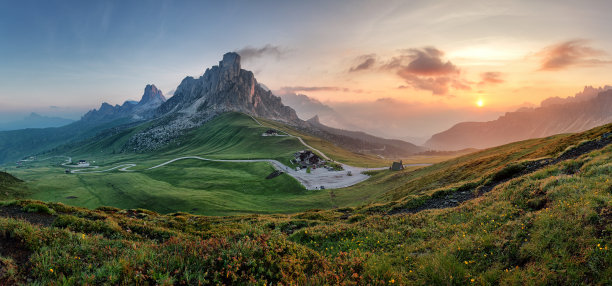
389, 135, 612, 215
46, 115, 428, 190
247, 114, 331, 160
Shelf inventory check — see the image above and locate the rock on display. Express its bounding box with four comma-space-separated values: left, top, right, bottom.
82, 84, 167, 123
127, 52, 302, 151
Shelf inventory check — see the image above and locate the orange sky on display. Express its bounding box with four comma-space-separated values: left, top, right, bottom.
1, 1, 611, 138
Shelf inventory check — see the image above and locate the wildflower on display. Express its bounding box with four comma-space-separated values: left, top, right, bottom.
471, 278, 475, 282
50, 268, 54, 273
464, 261, 468, 265
389, 279, 395, 284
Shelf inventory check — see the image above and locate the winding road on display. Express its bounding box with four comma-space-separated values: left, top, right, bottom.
57, 115, 431, 190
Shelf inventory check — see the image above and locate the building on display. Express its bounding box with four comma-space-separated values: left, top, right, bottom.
262, 129, 279, 136
294, 150, 325, 168
390, 160, 404, 171
77, 160, 90, 167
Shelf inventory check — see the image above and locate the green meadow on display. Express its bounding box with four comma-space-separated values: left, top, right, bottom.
1, 122, 610, 284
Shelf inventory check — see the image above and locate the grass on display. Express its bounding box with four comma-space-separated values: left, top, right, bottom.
0, 123, 610, 284
0, 141, 610, 284
4, 112, 445, 216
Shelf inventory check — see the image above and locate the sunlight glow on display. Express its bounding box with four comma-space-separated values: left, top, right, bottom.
476, 99, 484, 107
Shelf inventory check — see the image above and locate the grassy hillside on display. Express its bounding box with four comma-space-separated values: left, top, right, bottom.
7, 113, 404, 215
0, 123, 610, 284
0, 117, 137, 164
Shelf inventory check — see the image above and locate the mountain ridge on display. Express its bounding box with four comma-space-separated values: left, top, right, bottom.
426, 89, 612, 150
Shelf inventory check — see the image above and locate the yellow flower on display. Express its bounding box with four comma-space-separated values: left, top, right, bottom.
50, 268, 54, 273
471, 278, 475, 282
389, 279, 395, 284
464, 261, 468, 265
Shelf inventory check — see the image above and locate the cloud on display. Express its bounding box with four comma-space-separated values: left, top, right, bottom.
349, 54, 376, 72
235, 44, 285, 61
478, 72, 504, 85
537, 40, 611, 71
275, 86, 362, 94
382, 47, 467, 96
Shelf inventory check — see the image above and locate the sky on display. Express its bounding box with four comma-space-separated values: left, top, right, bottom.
1, 0, 611, 137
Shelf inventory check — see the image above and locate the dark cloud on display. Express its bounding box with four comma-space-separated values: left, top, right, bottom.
349, 54, 376, 72
276, 86, 362, 94
537, 40, 611, 71
386, 47, 459, 75
235, 44, 285, 61
383, 47, 465, 96
479, 72, 504, 85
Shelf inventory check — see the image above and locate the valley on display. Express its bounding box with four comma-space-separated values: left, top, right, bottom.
0, 45, 610, 285
6, 112, 436, 215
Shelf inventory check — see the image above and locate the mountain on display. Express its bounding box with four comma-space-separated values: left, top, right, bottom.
0, 84, 164, 164
540, 85, 611, 107
304, 115, 424, 157
426, 89, 612, 150
278, 93, 336, 120
0, 113, 74, 131
81, 84, 166, 122
126, 52, 301, 151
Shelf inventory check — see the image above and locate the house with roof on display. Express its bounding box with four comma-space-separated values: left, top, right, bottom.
390, 160, 404, 171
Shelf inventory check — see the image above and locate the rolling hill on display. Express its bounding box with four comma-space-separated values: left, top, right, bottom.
0, 122, 610, 284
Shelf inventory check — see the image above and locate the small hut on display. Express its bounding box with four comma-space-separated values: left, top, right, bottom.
390, 160, 404, 171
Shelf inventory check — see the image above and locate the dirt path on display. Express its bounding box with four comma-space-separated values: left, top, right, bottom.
390, 135, 612, 215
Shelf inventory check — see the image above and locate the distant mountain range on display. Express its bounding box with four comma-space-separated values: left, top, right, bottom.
0, 113, 74, 131
426, 87, 612, 150
82, 84, 167, 123
0, 52, 423, 163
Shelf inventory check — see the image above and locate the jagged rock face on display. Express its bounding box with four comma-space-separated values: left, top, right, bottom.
126, 53, 300, 151
82, 84, 166, 122
140, 84, 166, 105
157, 52, 299, 123
425, 90, 612, 150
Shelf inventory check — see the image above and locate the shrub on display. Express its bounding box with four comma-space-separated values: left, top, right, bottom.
22, 203, 55, 215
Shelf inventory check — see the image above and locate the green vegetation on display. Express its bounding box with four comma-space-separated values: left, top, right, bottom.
0, 114, 610, 284
0, 136, 610, 284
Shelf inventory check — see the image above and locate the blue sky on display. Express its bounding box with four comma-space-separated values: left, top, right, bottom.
1, 0, 611, 137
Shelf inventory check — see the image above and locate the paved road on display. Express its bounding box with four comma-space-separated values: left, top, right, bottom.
56, 115, 432, 190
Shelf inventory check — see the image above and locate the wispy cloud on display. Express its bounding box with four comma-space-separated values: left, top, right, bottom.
275, 86, 363, 94
537, 39, 611, 71
478, 72, 504, 85
349, 54, 376, 72
235, 44, 286, 61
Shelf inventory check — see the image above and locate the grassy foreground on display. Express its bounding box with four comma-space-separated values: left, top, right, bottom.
1, 124, 610, 284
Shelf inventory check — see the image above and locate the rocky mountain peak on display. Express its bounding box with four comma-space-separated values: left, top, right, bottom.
219, 52, 241, 79
140, 84, 166, 105
307, 115, 321, 125
129, 52, 302, 151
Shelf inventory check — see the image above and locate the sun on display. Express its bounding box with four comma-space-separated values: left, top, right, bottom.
476, 99, 484, 107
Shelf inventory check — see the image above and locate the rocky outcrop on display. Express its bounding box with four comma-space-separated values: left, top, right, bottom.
157, 52, 299, 122
127, 52, 300, 151
81, 84, 166, 122
425, 90, 612, 150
